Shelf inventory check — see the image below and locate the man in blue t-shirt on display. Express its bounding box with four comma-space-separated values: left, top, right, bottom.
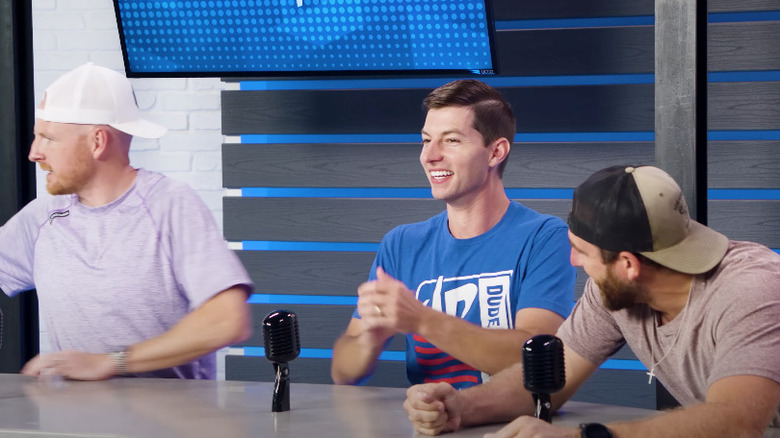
331, 80, 575, 388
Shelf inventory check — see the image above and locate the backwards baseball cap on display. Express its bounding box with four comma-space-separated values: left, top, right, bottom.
568, 165, 729, 274
36, 62, 167, 139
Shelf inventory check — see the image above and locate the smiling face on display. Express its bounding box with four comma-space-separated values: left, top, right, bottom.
29, 119, 96, 196
420, 106, 498, 206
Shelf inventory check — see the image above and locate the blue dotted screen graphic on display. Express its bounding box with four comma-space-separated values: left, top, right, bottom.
116, 0, 494, 75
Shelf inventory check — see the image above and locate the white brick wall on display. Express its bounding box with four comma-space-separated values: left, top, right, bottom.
32, 0, 230, 378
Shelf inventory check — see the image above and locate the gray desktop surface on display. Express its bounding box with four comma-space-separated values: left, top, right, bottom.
0, 373, 774, 438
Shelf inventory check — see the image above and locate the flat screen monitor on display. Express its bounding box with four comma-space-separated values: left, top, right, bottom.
112, 0, 497, 78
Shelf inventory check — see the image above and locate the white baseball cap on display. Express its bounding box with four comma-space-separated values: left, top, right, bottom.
36, 63, 167, 139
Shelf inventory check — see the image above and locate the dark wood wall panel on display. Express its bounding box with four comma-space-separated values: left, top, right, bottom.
709, 141, 780, 188
226, 356, 408, 388
511, 143, 655, 186
709, 22, 780, 71
491, 0, 653, 20
708, 0, 780, 12
240, 304, 405, 352
224, 198, 572, 242
224, 198, 441, 242
222, 85, 654, 135
223, 143, 426, 188
709, 82, 780, 130
496, 28, 654, 76
237, 251, 375, 295
709, 201, 780, 247
223, 142, 654, 189
491, 0, 777, 19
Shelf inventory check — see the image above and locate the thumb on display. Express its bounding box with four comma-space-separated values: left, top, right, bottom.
376, 266, 390, 281
429, 382, 457, 400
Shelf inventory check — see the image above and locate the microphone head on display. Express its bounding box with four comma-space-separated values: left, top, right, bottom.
522, 334, 565, 394
262, 310, 301, 364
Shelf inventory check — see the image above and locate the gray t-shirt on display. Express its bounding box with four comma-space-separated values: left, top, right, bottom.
558, 240, 780, 426
0, 169, 253, 379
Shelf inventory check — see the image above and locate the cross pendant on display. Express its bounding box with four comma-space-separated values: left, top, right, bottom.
647, 368, 655, 384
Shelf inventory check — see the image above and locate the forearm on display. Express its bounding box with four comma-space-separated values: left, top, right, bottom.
609, 402, 770, 438
123, 287, 251, 374
458, 362, 536, 427
415, 308, 562, 376
331, 326, 392, 384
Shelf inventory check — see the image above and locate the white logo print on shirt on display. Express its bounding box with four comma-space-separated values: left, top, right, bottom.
415, 270, 513, 329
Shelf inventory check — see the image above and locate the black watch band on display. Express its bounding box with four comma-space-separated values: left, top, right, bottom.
579, 423, 613, 438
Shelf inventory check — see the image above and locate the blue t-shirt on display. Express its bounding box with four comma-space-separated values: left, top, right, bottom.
356, 201, 576, 388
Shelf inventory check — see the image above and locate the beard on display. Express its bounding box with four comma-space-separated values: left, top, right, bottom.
45, 146, 94, 196
595, 267, 650, 311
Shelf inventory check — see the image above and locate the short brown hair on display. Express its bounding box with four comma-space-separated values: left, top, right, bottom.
423, 79, 515, 176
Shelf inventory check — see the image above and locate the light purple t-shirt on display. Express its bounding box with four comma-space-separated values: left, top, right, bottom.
0, 169, 253, 379
558, 240, 780, 427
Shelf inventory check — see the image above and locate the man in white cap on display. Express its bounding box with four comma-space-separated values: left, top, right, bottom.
0, 63, 253, 380
404, 165, 780, 437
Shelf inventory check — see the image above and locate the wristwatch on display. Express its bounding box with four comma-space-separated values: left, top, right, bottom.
579, 423, 613, 438
109, 348, 130, 376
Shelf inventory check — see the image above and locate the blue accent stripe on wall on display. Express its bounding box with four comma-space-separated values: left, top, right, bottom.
248, 294, 358, 305
601, 359, 647, 371
239, 130, 780, 144
238, 70, 777, 91
239, 74, 654, 91
708, 11, 780, 23
247, 294, 577, 309
241, 134, 420, 144
235, 188, 778, 202
240, 130, 780, 144
240, 132, 655, 144
708, 131, 780, 141
708, 189, 780, 200
709, 71, 780, 83
239, 347, 646, 370
495, 16, 654, 30
238, 187, 575, 199
241, 187, 431, 198
243, 347, 405, 361
515, 132, 654, 142
241, 241, 380, 252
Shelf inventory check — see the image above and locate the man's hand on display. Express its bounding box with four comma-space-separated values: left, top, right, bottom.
484, 416, 579, 438
21, 351, 116, 381
357, 266, 428, 334
404, 382, 463, 435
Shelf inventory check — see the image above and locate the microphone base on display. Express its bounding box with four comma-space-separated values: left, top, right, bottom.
272, 362, 291, 412
533, 392, 553, 423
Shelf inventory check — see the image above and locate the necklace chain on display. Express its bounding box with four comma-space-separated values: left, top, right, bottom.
647, 282, 694, 384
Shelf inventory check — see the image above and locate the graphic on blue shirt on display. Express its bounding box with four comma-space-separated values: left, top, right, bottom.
411, 270, 515, 388
415, 270, 514, 329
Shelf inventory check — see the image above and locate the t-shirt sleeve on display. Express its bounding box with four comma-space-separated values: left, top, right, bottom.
0, 197, 50, 296
708, 269, 780, 386
557, 278, 626, 365
514, 220, 576, 319
159, 185, 253, 310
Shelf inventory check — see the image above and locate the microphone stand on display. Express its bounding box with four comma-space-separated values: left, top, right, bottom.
272, 362, 291, 412
532, 392, 553, 423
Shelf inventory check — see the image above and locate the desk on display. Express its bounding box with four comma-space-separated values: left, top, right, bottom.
0, 374, 773, 438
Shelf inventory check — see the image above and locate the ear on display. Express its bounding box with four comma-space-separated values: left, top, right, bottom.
88, 126, 111, 159
615, 251, 643, 281
488, 137, 511, 169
